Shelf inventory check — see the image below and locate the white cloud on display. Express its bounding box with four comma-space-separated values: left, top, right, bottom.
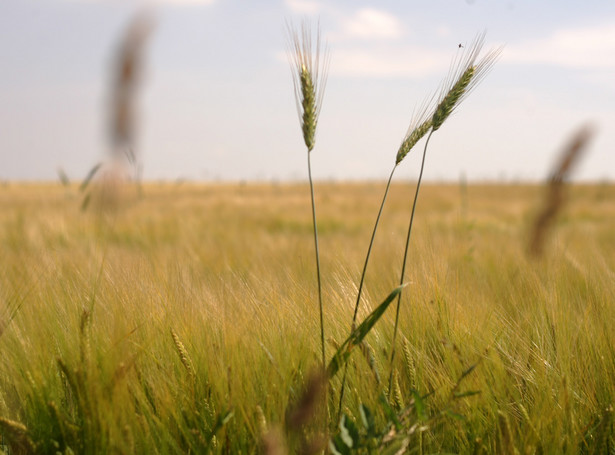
339, 8, 403, 40
284, 0, 323, 15
280, 6, 458, 79
504, 22, 615, 69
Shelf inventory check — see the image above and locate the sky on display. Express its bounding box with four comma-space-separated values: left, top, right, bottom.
1, 0, 614, 183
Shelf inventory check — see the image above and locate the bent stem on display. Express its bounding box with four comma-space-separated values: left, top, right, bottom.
336, 165, 397, 420
308, 151, 325, 372
388, 129, 434, 393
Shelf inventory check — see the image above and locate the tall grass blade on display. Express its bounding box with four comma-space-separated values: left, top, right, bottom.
80, 162, 103, 193
327, 285, 405, 379
388, 130, 434, 393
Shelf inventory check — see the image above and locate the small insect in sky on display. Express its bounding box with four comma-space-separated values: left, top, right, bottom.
458, 43, 464, 48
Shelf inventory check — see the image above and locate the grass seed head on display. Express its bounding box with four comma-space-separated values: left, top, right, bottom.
287, 21, 329, 152
170, 329, 195, 379
0, 417, 36, 453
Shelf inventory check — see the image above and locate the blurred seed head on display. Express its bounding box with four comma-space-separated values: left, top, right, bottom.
81, 11, 153, 212
528, 124, 595, 257
261, 426, 287, 455
110, 11, 154, 167
286, 369, 327, 431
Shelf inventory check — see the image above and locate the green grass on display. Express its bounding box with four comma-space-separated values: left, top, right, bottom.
0, 182, 614, 453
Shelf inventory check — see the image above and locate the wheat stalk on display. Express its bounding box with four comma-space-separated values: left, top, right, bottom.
337, 98, 436, 419
287, 20, 329, 374
388, 33, 501, 393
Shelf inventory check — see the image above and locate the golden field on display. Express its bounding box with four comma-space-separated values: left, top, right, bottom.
0, 181, 614, 454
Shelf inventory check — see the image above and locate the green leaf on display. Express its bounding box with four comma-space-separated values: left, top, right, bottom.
459, 363, 477, 382
411, 389, 427, 422
453, 390, 481, 399
359, 403, 375, 434
445, 409, 467, 421
206, 409, 233, 444
378, 393, 400, 430
80, 162, 102, 192
81, 192, 92, 211
327, 285, 406, 379
339, 414, 360, 448
329, 434, 351, 455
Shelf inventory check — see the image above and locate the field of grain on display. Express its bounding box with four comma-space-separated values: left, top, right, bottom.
0, 181, 614, 454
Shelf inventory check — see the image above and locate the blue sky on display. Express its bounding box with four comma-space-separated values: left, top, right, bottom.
1, 0, 614, 182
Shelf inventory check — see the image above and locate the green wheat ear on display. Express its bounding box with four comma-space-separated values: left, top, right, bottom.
396, 118, 433, 164
300, 64, 317, 151
432, 66, 474, 130
432, 32, 502, 132
395, 90, 438, 165
287, 21, 329, 152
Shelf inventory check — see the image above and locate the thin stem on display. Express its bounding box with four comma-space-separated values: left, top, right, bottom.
388, 129, 434, 393
337, 165, 397, 421
308, 151, 325, 372
352, 166, 397, 322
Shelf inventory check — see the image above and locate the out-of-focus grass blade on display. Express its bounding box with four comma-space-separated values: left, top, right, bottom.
339, 414, 359, 448
378, 393, 400, 430
453, 390, 481, 399
327, 285, 405, 379
81, 192, 92, 212
329, 433, 351, 455
411, 389, 427, 422
57, 168, 70, 186
207, 409, 233, 443
80, 162, 103, 192
359, 403, 375, 434
445, 409, 467, 421
459, 363, 477, 382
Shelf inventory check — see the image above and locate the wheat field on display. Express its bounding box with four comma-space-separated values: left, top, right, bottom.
0, 181, 614, 454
